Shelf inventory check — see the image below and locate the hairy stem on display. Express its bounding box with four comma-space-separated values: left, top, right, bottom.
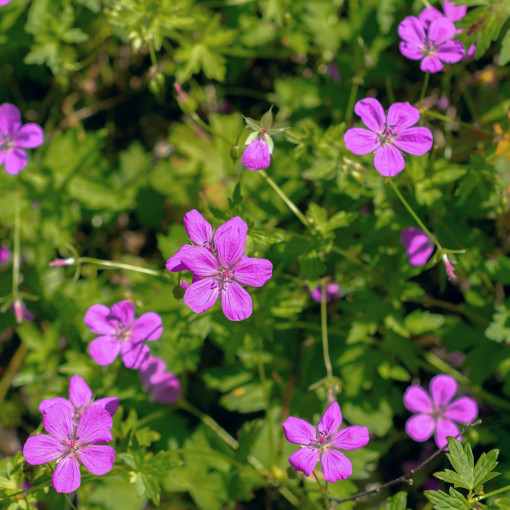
419, 72, 430, 104
473, 484, 510, 502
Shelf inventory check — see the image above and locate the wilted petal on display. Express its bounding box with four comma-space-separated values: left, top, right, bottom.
165, 244, 194, 272
282, 417, 316, 445
77, 445, 115, 475
234, 255, 273, 287
354, 98, 386, 132
401, 227, 435, 266
110, 301, 134, 326
84, 304, 116, 335
398, 16, 426, 44
43, 403, 75, 441
317, 402, 342, 436
179, 246, 218, 277
131, 312, 163, 342
4, 149, 28, 175
222, 281, 252, 321
444, 397, 478, 423
93, 397, 119, 418
430, 374, 457, 407
214, 217, 248, 267
183, 209, 213, 245
419, 6, 443, 28
69, 375, 93, 409
76, 406, 113, 445
373, 145, 405, 176
435, 418, 459, 449
436, 41, 465, 63
321, 449, 352, 482
121, 340, 150, 369
15, 123, 44, 149
89, 335, 121, 366
23, 435, 63, 465
443, 0, 466, 22
405, 414, 436, 442
39, 397, 73, 414
330, 426, 369, 450
429, 17, 456, 45
0, 103, 22, 135
288, 447, 320, 477
399, 42, 423, 60
343, 128, 379, 155
52, 455, 81, 493
394, 127, 433, 156
242, 138, 271, 171
184, 277, 220, 314
404, 385, 433, 413
386, 102, 420, 131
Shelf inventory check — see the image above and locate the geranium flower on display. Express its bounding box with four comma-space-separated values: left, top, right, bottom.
401, 227, 435, 266
12, 298, 34, 324
242, 138, 271, 171
307, 283, 341, 303
23, 402, 115, 493
39, 375, 119, 423
398, 16, 465, 73
282, 402, 369, 482
404, 374, 478, 448
166, 212, 273, 321
139, 355, 181, 404
0, 103, 44, 175
84, 300, 163, 369
344, 98, 433, 176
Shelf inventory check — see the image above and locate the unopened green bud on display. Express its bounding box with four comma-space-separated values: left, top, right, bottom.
230, 144, 242, 161
172, 285, 185, 300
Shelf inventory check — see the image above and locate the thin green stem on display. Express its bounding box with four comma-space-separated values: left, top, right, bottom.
419, 0, 432, 10
421, 109, 492, 135
345, 80, 359, 124
0, 343, 28, 406
257, 337, 275, 465
148, 41, 158, 68
64, 493, 78, 510
419, 72, 430, 104
320, 285, 333, 383
12, 194, 21, 297
62, 257, 169, 278
473, 484, 510, 502
258, 170, 315, 233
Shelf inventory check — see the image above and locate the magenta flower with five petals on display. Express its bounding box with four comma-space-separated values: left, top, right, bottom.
23, 402, 115, 493
398, 16, 465, 73
344, 98, 433, 176
0, 103, 44, 175
282, 402, 369, 482
242, 138, 271, 171
139, 355, 181, 404
84, 300, 163, 369
404, 374, 478, 449
401, 227, 435, 266
39, 375, 119, 423
166, 211, 273, 321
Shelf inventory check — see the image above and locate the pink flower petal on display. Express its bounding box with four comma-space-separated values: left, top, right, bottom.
330, 426, 369, 450
0, 103, 22, 135
214, 217, 248, 267
242, 138, 271, 171
435, 418, 459, 449
221, 281, 252, 321
131, 312, 163, 342
234, 255, 273, 287
443, 0, 466, 22
184, 277, 220, 314
386, 102, 420, 131
444, 397, 478, 423
421, 56, 444, 73
430, 374, 457, 407
394, 127, 433, 156
43, 403, 75, 441
77, 445, 115, 475
110, 301, 135, 326
84, 304, 116, 335
401, 227, 435, 266
405, 414, 436, 442
89, 335, 121, 366
436, 41, 465, 63
282, 417, 316, 445
373, 145, 405, 176
4, 149, 28, 174
399, 41, 423, 60
320, 449, 352, 482
166, 244, 194, 272
39, 397, 73, 414
93, 397, 119, 418
398, 16, 426, 45
404, 385, 433, 413
354, 98, 386, 132
69, 375, 93, 409
317, 402, 342, 436
343, 128, 379, 155
149, 373, 181, 404
429, 17, 456, 44
23, 435, 63, 465
121, 340, 150, 369
183, 209, 213, 245
52, 455, 81, 493
76, 405, 113, 445
139, 355, 167, 389
179, 246, 219, 276
419, 7, 444, 28
15, 123, 44, 149
288, 447, 320, 477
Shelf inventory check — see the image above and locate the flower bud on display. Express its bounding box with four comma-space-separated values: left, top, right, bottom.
242, 138, 271, 171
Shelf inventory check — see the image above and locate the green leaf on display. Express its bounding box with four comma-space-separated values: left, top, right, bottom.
445, 439, 475, 490
499, 28, 510, 65
424, 487, 471, 509
380, 491, 408, 510
473, 449, 500, 487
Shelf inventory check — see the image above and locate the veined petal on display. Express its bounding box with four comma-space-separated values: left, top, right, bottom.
69, 375, 93, 409
52, 455, 81, 493
398, 16, 426, 44
444, 397, 478, 423
184, 277, 220, 314
401, 227, 435, 266
43, 403, 75, 441
436, 41, 465, 63
317, 402, 342, 436
89, 335, 121, 366
179, 246, 219, 277
354, 98, 386, 132
242, 138, 271, 171
214, 216, 248, 267
77, 445, 115, 475
404, 385, 433, 413
435, 418, 459, 449
23, 435, 63, 465
165, 244, 194, 272
121, 340, 150, 369
386, 102, 420, 131
419, 6, 443, 28
399, 41, 423, 61
321, 449, 352, 482
76, 405, 113, 445
288, 447, 320, 477
234, 255, 273, 287
430, 374, 457, 408
282, 417, 316, 445
39, 397, 73, 414
110, 301, 134, 326
405, 414, 435, 442
421, 56, 444, 73
222, 281, 252, 321
394, 127, 433, 156
428, 17, 456, 45
84, 304, 116, 335
183, 209, 213, 245
443, 0, 466, 22
0, 103, 22, 136
4, 149, 28, 175
329, 426, 369, 450
15, 123, 44, 149
131, 312, 163, 342
343, 128, 379, 155
373, 145, 405, 176
93, 397, 119, 418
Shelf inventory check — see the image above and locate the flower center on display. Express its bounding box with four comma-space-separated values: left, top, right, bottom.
115, 324, 131, 342
308, 429, 330, 450
378, 123, 397, 145
420, 38, 438, 57
0, 135, 14, 152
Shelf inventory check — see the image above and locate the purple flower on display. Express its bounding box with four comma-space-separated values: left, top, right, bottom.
282, 402, 369, 482
166, 211, 273, 321
139, 356, 181, 404
0, 0, 12, 5
398, 16, 465, 73
84, 300, 163, 369
0, 246, 10, 267
23, 402, 115, 493
307, 283, 341, 303
12, 299, 34, 324
401, 227, 435, 266
242, 138, 271, 171
404, 374, 478, 449
0, 103, 44, 175
344, 98, 433, 176
419, 1, 466, 29
39, 375, 119, 424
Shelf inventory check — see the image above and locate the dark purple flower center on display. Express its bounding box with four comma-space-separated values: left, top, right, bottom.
0, 134, 14, 151
420, 38, 439, 57
308, 429, 330, 450
216, 265, 235, 286
378, 123, 397, 145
